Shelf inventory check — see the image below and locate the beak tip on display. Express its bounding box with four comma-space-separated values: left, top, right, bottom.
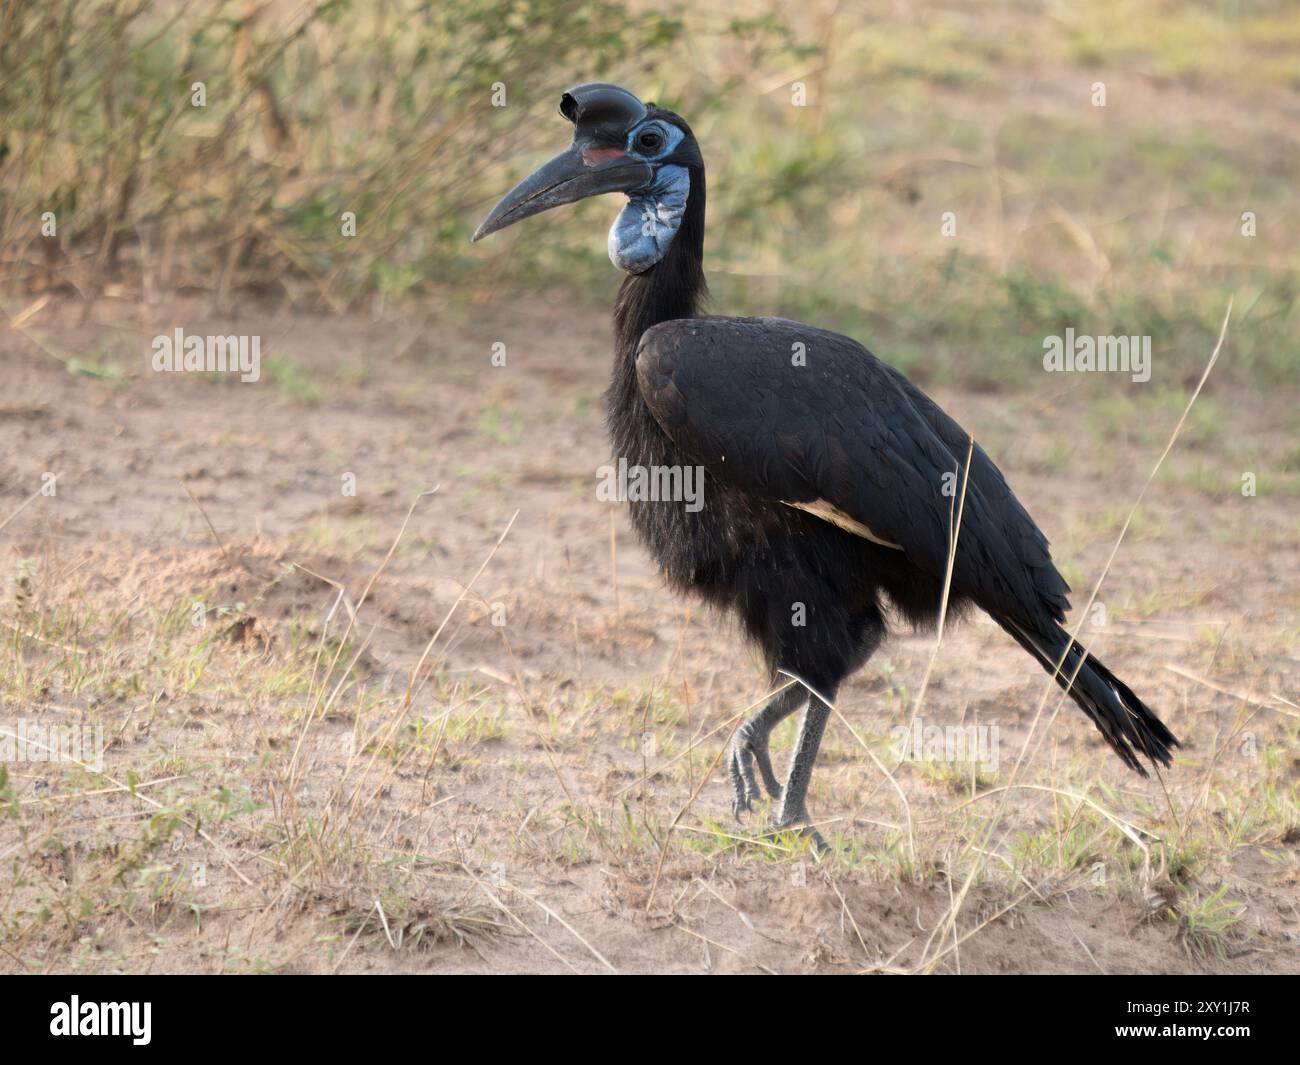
471, 215, 502, 243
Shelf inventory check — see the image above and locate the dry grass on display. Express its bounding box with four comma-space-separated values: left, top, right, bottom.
1, 293, 1295, 973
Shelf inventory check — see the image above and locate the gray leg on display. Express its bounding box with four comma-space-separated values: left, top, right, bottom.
727, 684, 806, 820
774, 683, 839, 853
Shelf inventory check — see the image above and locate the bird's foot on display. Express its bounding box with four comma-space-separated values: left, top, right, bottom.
772, 805, 830, 857
727, 722, 782, 820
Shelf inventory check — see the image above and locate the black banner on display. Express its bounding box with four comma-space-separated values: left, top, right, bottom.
2, 973, 1291, 1051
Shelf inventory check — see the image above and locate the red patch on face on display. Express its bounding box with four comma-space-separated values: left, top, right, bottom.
582, 146, 627, 166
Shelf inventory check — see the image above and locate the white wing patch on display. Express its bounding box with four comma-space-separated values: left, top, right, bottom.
784, 499, 903, 550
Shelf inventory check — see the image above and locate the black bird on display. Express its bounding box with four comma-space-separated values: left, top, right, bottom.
473, 83, 1178, 846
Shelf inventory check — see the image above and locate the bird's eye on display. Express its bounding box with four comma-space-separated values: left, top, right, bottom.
635, 128, 664, 153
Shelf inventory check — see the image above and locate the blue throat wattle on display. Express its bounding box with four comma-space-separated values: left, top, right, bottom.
608, 165, 690, 274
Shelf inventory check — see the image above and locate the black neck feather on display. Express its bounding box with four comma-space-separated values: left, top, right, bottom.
612, 165, 708, 362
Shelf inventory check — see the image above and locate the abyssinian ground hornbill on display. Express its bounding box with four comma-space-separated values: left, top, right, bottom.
474, 83, 1178, 847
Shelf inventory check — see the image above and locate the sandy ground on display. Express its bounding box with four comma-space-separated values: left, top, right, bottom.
0, 294, 1296, 973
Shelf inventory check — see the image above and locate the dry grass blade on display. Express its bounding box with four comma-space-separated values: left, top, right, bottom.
644, 688, 778, 911
907, 435, 974, 731
405, 508, 519, 707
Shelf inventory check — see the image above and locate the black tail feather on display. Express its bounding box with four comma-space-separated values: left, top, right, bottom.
998, 618, 1179, 775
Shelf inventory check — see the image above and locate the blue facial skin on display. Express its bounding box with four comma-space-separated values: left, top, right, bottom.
607, 121, 689, 274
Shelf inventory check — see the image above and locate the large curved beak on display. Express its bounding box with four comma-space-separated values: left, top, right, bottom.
471, 143, 653, 242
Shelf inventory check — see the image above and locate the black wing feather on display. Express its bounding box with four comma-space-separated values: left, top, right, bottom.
635, 315, 1071, 633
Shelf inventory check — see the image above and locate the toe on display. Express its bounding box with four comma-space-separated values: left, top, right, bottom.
728, 753, 751, 821
774, 809, 831, 855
